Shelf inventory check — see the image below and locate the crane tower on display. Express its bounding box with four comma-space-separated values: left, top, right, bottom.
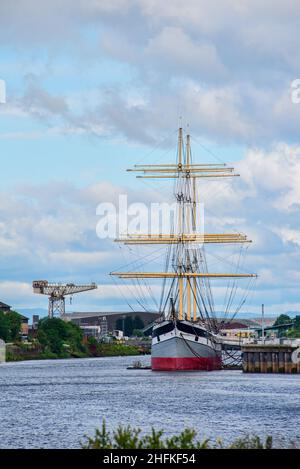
33, 281, 98, 318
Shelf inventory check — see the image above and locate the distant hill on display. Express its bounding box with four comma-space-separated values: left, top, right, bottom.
212, 311, 300, 320
284, 311, 300, 317
13, 308, 300, 323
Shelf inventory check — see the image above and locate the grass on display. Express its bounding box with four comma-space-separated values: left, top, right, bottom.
95, 343, 141, 357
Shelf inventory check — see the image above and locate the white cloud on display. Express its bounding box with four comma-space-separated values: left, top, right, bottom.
273, 227, 300, 247
1, 1, 300, 314
238, 143, 300, 211
0, 281, 41, 308
48, 250, 113, 266
0, 142, 300, 314
145, 26, 226, 79
1, 1, 300, 144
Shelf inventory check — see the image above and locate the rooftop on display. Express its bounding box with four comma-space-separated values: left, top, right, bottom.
215, 318, 265, 328
63, 311, 159, 319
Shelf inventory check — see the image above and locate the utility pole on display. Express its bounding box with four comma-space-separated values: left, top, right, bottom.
262, 303, 265, 344
122, 315, 126, 336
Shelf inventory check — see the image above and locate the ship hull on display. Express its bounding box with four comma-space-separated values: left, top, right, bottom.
152, 356, 221, 371
151, 320, 222, 371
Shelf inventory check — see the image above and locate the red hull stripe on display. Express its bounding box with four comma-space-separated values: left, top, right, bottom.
152, 356, 222, 371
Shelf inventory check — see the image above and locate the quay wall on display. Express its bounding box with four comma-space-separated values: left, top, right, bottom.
242, 344, 300, 373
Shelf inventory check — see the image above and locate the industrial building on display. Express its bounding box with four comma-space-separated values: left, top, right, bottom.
63, 311, 160, 337
217, 318, 276, 339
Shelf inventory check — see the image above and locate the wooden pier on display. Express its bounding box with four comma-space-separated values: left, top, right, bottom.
242, 343, 300, 373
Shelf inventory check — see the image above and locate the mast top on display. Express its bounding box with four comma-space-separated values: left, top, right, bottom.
127, 127, 239, 179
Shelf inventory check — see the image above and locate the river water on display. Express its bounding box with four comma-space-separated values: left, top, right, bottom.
0, 356, 299, 448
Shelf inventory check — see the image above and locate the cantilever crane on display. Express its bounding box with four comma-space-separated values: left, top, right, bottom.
33, 281, 98, 318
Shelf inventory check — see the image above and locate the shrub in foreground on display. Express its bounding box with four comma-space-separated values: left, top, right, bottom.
82, 422, 273, 449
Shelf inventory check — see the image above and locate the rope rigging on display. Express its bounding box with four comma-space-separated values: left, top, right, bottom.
110, 127, 256, 333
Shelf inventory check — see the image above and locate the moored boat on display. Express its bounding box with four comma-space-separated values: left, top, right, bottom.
152, 319, 222, 371
112, 127, 257, 371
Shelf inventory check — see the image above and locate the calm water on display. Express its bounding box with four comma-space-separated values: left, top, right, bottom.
0, 356, 300, 448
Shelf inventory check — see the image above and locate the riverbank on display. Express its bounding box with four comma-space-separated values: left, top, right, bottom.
5, 342, 146, 362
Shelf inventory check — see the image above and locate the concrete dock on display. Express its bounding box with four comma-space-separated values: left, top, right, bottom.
242, 343, 300, 373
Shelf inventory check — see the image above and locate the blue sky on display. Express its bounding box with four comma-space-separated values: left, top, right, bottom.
1, 0, 300, 318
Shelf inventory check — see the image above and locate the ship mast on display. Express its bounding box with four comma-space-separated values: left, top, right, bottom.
111, 128, 257, 327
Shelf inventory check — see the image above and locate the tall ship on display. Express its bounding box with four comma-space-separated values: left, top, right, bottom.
112, 128, 256, 371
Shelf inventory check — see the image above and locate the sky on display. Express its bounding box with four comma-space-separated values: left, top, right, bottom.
1, 0, 300, 318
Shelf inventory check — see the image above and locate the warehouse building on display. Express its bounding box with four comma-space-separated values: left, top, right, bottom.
63, 311, 160, 336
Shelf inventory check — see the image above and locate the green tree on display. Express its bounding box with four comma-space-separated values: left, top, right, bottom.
133, 316, 144, 331
0, 310, 22, 342
115, 318, 124, 332
8, 311, 23, 341
38, 318, 65, 354
115, 316, 134, 336
37, 318, 85, 355
286, 328, 300, 338
65, 321, 85, 352
124, 317, 134, 336
132, 329, 144, 337
286, 315, 300, 338
294, 315, 300, 328
0, 311, 10, 342
274, 314, 291, 326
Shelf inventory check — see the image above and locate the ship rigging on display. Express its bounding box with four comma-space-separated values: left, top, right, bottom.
111, 128, 257, 370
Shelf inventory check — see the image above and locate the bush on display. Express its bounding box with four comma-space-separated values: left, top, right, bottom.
132, 329, 144, 337
37, 318, 86, 356
95, 343, 140, 357
82, 422, 273, 449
